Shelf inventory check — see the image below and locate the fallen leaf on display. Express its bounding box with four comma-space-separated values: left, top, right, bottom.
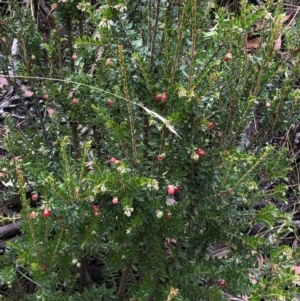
281, 14, 290, 24
166, 198, 177, 206
247, 38, 261, 50
274, 35, 282, 51
211, 244, 231, 259
46, 105, 56, 116
13, 156, 22, 161
68, 91, 74, 98
21, 85, 34, 97
0, 76, 8, 89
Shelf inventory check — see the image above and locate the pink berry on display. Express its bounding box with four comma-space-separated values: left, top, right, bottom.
92, 205, 99, 212
115, 159, 121, 165
112, 197, 118, 205
109, 157, 116, 163
161, 92, 168, 102
219, 279, 226, 287
207, 122, 214, 129
31, 194, 38, 201
223, 52, 232, 62
106, 100, 114, 107
167, 185, 175, 195
197, 149, 206, 157
153, 93, 161, 101
43, 209, 51, 218
71, 54, 77, 61
166, 212, 173, 220
174, 186, 180, 193
157, 154, 163, 161
71, 98, 79, 104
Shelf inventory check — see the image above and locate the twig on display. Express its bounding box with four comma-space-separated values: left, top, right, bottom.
150, 0, 161, 72
188, 0, 196, 90
79, 256, 88, 293
117, 261, 132, 301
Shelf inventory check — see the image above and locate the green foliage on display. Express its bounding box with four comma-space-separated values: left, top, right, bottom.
1, 0, 300, 300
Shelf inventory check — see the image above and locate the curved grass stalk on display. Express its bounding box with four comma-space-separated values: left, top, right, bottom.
5, 75, 181, 138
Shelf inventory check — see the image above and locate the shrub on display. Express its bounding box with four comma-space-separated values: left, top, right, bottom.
1, 0, 300, 300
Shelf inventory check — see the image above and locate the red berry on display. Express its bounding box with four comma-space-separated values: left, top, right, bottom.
112, 197, 118, 205
174, 186, 180, 194
115, 159, 121, 165
223, 52, 232, 62
71, 54, 77, 61
153, 93, 161, 101
219, 279, 226, 287
109, 157, 116, 163
161, 92, 168, 102
92, 205, 99, 212
167, 185, 175, 195
31, 194, 38, 201
43, 209, 51, 218
157, 154, 163, 161
106, 100, 114, 106
197, 149, 206, 157
71, 98, 79, 105
207, 122, 214, 129
166, 212, 173, 220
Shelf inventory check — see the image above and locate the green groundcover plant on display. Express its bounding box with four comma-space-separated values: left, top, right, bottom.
1, 0, 300, 300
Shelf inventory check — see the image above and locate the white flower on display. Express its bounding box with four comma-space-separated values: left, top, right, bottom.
113, 4, 127, 13
147, 179, 159, 190
126, 228, 132, 234
265, 12, 273, 20
178, 88, 187, 98
124, 206, 134, 217
117, 166, 126, 174
149, 119, 156, 126
99, 19, 113, 30
93, 184, 106, 194
155, 209, 163, 219
76, 2, 89, 12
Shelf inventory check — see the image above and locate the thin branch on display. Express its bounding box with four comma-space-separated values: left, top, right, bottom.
150, 0, 161, 72
117, 261, 132, 301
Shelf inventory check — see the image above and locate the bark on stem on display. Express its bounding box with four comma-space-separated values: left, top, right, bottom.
117, 261, 132, 301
